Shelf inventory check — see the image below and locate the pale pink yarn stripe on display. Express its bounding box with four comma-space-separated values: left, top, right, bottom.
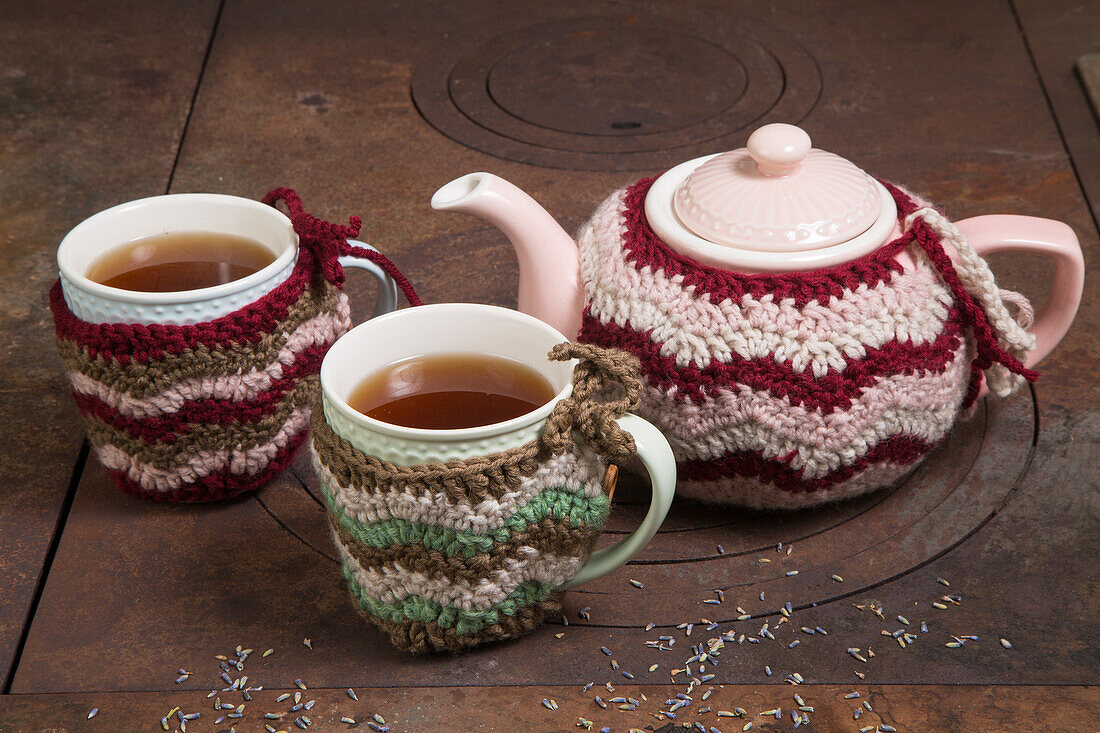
677, 461, 917, 509
638, 340, 972, 475
95, 407, 311, 493
579, 188, 955, 375
68, 304, 349, 418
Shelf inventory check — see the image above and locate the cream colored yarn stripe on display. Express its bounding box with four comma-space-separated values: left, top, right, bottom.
333, 539, 582, 612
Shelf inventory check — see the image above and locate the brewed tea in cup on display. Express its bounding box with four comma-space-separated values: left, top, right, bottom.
347, 352, 557, 430
85, 230, 277, 293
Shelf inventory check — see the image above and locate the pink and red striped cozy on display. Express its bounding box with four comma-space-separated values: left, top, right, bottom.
576, 178, 1036, 509
51, 189, 421, 502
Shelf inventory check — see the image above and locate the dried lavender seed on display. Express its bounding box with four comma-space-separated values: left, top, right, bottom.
629, 579, 644, 589
1000, 638, 1013, 649
845, 692, 861, 699
87, 708, 98, 719
341, 718, 356, 725
786, 570, 799, 576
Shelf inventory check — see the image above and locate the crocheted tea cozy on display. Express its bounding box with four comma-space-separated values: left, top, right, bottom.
311, 343, 640, 653
51, 189, 421, 502
577, 178, 1036, 509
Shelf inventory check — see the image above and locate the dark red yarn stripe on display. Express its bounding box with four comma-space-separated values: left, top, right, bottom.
618, 177, 909, 308
679, 434, 935, 493
69, 343, 331, 444
263, 188, 423, 307
49, 260, 320, 363
106, 426, 310, 503
579, 312, 965, 413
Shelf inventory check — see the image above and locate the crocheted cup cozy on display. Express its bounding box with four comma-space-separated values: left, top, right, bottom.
311, 343, 641, 653
51, 189, 421, 502
577, 178, 1037, 509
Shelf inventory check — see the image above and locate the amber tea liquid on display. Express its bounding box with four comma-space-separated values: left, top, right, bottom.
348, 353, 557, 430
86, 231, 276, 292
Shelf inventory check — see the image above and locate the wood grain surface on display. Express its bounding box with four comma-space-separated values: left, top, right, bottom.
0, 0, 1096, 729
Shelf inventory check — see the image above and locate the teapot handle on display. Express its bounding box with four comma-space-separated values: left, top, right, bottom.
954, 215, 1084, 375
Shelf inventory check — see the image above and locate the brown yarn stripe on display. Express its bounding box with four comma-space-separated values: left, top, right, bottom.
82, 380, 317, 469
311, 407, 547, 504
363, 593, 563, 653
332, 515, 602, 585
57, 281, 340, 397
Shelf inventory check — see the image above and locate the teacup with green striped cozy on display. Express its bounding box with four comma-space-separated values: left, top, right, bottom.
311, 303, 676, 652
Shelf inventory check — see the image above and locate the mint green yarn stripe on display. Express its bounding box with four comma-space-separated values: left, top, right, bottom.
343, 565, 555, 636
324, 485, 609, 558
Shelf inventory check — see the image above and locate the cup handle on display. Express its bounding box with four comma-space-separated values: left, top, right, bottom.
338, 239, 401, 320
955, 216, 1084, 373
560, 413, 676, 590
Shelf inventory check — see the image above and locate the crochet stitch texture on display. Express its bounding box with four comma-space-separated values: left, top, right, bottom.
577, 178, 1036, 509
51, 189, 419, 502
312, 343, 640, 653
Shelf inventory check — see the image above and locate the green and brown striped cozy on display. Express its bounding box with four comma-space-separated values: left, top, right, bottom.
310, 343, 641, 653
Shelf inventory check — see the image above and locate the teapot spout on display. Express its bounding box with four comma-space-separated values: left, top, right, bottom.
431, 173, 583, 340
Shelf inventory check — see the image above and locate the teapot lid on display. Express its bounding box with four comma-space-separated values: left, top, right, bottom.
672, 123, 882, 253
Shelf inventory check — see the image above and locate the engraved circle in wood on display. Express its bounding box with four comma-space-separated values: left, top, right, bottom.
411, 15, 823, 170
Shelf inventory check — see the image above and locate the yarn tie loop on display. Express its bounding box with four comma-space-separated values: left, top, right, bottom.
539, 343, 641, 463
263, 187, 422, 306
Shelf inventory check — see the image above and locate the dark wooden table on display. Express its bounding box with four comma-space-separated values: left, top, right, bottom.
1, 1, 1097, 730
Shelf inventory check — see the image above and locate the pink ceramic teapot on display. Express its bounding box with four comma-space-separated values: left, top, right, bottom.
431, 123, 1083, 509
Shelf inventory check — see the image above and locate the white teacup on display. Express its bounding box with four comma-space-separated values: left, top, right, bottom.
57, 193, 399, 325
318, 302, 676, 588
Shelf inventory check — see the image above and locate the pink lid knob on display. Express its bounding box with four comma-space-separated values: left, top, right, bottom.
747, 123, 812, 177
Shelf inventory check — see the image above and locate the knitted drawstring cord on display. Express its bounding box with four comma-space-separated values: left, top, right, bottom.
884, 182, 1037, 399
263, 187, 423, 306
539, 342, 641, 463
